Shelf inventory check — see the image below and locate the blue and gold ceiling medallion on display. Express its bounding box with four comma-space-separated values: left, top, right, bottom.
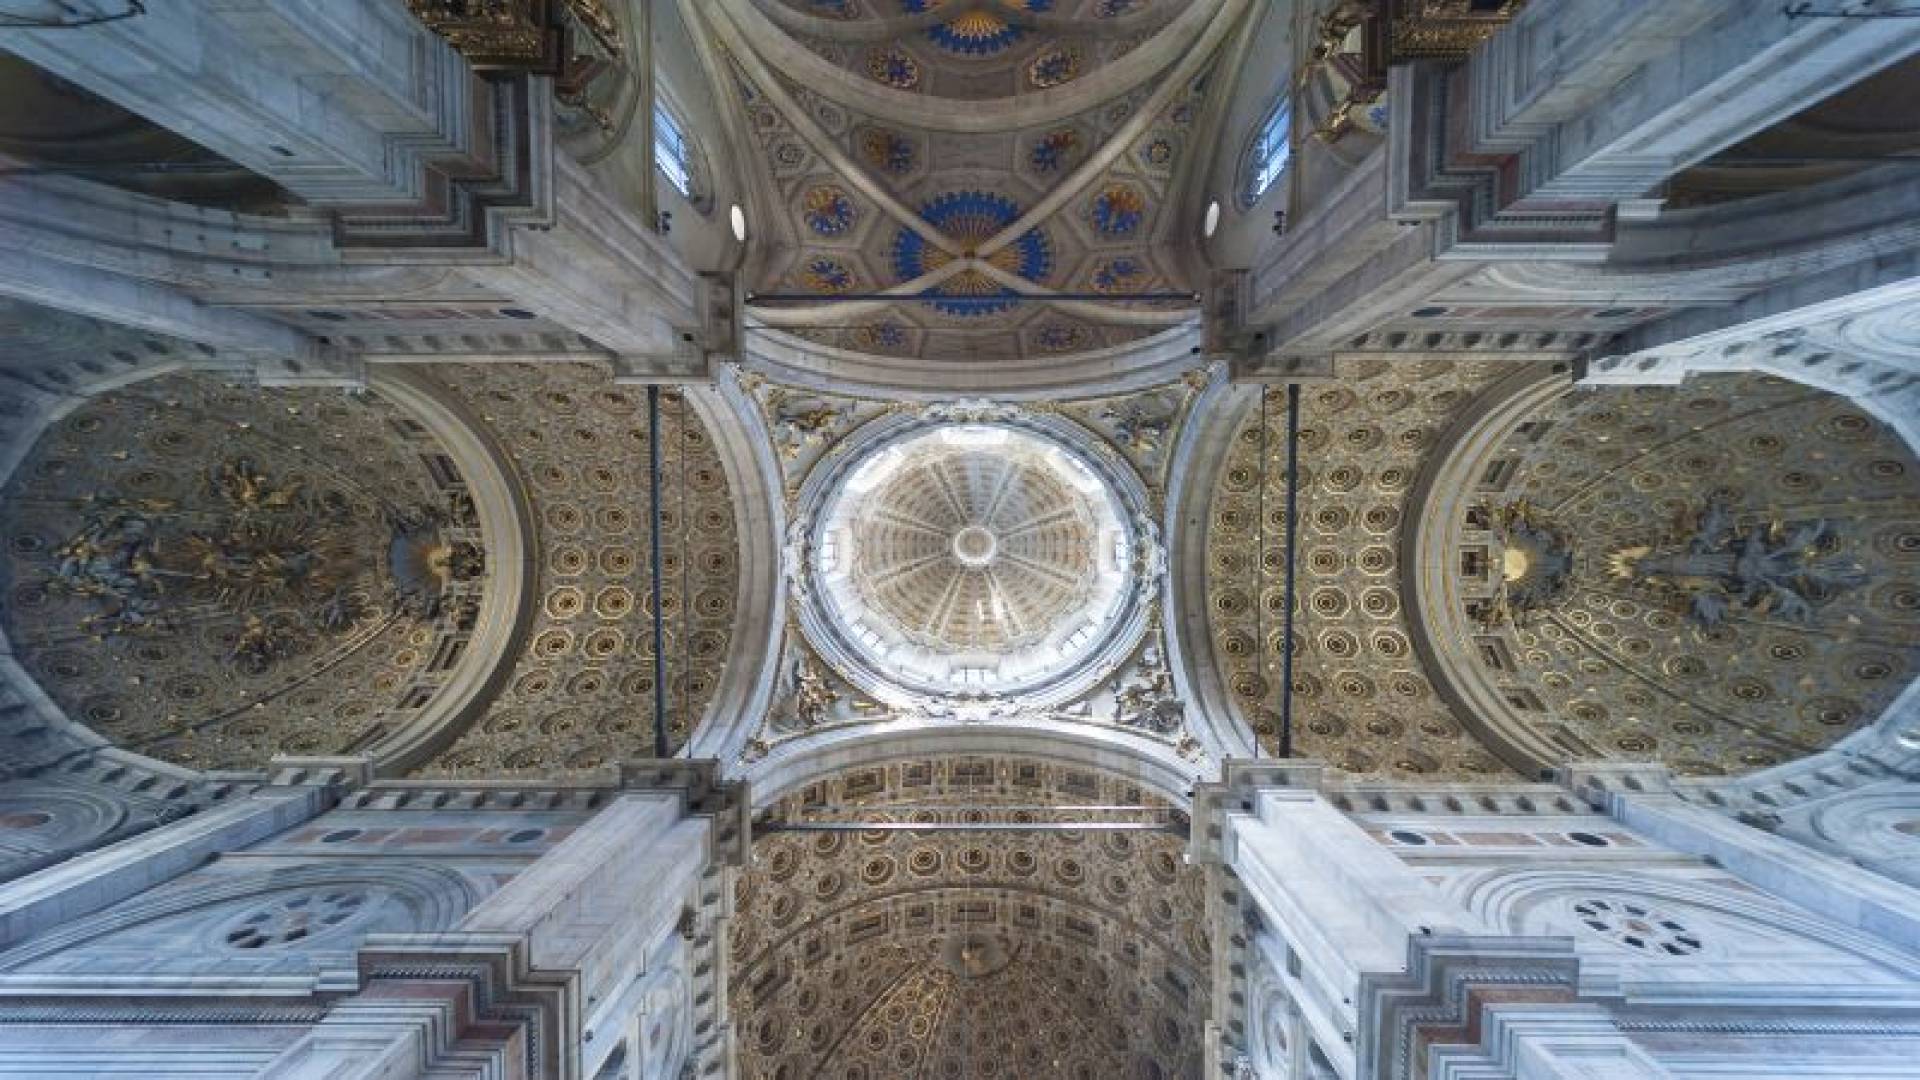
867, 45, 922, 89
1143, 136, 1176, 169
860, 128, 916, 175
802, 257, 857, 294
1034, 323, 1091, 353
1090, 256, 1148, 294
1029, 128, 1079, 174
1027, 44, 1081, 89
892, 190, 1053, 317
1089, 184, 1147, 236
851, 322, 909, 352
803, 186, 858, 236
928, 11, 1023, 55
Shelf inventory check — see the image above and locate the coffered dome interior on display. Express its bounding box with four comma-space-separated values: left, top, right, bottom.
813, 424, 1131, 694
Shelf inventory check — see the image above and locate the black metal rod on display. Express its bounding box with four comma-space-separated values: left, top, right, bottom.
647, 385, 670, 759
745, 325, 1193, 333
1279, 381, 1301, 759
746, 291, 1201, 304
0, 162, 243, 176
1705, 155, 1920, 165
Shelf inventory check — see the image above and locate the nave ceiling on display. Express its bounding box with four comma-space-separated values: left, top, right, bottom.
692, 0, 1228, 373
0, 0, 1910, 827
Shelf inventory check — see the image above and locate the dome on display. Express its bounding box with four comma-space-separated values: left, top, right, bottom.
808, 422, 1139, 703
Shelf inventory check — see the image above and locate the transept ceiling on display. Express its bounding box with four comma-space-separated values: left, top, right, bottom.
1205, 356, 1523, 778
1201, 364, 1920, 781
0, 372, 486, 769
415, 363, 740, 775
1423, 373, 1920, 778
692, 0, 1234, 370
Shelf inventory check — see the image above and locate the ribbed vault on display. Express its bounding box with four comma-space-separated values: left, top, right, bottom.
686, 0, 1243, 375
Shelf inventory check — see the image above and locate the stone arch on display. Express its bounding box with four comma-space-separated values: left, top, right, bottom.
1162, 371, 1260, 762
0, 782, 130, 871
1805, 789, 1920, 883
684, 370, 788, 770
742, 723, 1203, 813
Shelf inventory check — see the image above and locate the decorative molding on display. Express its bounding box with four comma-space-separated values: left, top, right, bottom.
1357, 935, 1582, 1080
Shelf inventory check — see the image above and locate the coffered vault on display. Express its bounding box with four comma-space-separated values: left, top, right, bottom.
0, 2, 1918, 1080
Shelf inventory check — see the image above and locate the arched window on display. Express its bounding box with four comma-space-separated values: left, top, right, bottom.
1242, 95, 1293, 206
654, 102, 695, 200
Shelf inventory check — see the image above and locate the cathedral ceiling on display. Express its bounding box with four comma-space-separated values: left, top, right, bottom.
1201, 362, 1920, 782
733, 755, 1208, 1080
0, 372, 486, 769
415, 363, 739, 776
745, 375, 1203, 761
695, 0, 1237, 369
1206, 357, 1523, 779
1426, 373, 1920, 777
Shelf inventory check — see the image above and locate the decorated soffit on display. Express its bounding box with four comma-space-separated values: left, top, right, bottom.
732, 755, 1208, 1080
699, 0, 1230, 367
1207, 357, 1527, 780
1202, 360, 1920, 783
1435, 374, 1920, 778
414, 363, 739, 777
741, 375, 1205, 762
0, 372, 486, 769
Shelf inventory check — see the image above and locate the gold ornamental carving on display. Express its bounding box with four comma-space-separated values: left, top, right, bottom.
1387, 0, 1529, 61
407, 0, 623, 73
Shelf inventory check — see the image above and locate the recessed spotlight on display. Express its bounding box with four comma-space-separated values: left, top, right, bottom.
730, 204, 748, 243
1203, 199, 1221, 238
